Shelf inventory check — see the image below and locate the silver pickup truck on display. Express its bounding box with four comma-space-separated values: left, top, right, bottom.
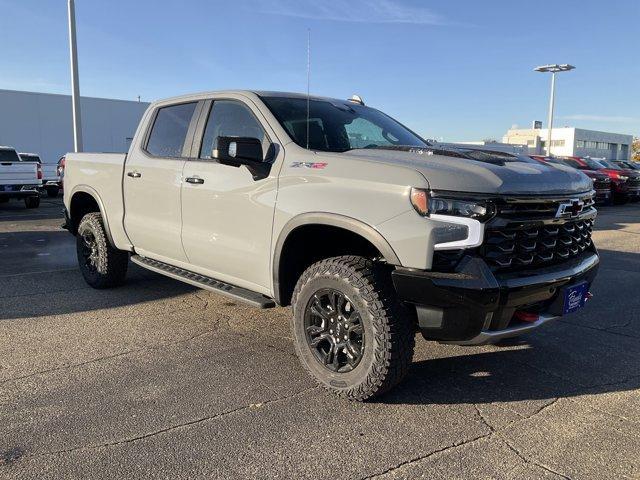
0, 146, 41, 208
63, 91, 599, 400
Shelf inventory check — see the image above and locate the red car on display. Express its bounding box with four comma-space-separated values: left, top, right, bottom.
558, 156, 640, 204
530, 156, 612, 205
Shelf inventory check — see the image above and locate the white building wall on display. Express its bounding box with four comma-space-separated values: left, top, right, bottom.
0, 89, 149, 164
502, 127, 633, 160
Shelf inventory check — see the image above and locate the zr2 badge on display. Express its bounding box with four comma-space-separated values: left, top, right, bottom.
290, 162, 328, 169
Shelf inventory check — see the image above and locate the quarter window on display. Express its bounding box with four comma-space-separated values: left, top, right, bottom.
199, 100, 268, 160
146, 102, 197, 157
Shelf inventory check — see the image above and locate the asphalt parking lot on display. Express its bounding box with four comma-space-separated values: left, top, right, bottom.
1, 196, 638, 479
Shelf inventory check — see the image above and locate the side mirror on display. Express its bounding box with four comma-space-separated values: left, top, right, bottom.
214, 136, 263, 167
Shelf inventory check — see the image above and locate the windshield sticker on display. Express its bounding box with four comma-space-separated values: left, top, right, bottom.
290, 162, 328, 169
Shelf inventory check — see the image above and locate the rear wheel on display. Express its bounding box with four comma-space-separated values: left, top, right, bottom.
76, 212, 129, 288
291, 256, 415, 401
24, 196, 40, 208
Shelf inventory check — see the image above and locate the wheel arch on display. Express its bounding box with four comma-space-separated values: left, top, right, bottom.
272, 213, 401, 306
68, 186, 116, 247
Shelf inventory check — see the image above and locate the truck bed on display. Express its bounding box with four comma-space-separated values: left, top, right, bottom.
63, 152, 129, 247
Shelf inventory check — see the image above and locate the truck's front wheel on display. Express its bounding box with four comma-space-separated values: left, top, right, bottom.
76, 212, 128, 288
291, 256, 415, 401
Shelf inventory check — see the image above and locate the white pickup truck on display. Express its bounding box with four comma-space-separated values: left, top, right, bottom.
63, 91, 599, 400
18, 153, 61, 198
0, 146, 41, 208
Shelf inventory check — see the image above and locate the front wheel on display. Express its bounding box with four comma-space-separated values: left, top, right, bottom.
76, 212, 129, 288
291, 256, 415, 401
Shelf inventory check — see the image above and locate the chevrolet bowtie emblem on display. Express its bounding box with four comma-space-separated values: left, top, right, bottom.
556, 199, 584, 219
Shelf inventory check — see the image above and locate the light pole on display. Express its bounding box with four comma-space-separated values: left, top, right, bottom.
68, 0, 83, 152
534, 64, 575, 156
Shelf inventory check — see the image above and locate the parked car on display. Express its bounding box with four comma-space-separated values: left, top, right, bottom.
613, 160, 640, 171
0, 146, 41, 208
530, 156, 612, 205
18, 152, 61, 197
559, 156, 640, 204
62, 91, 599, 400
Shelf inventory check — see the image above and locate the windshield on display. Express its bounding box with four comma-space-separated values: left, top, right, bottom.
0, 149, 21, 162
582, 158, 606, 170
598, 160, 622, 170
19, 154, 41, 163
260, 96, 428, 153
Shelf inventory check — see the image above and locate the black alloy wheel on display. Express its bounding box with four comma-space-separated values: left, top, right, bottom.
304, 289, 364, 373
80, 230, 99, 273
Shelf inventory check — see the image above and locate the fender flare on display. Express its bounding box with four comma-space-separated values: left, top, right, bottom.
68, 185, 116, 247
272, 212, 401, 304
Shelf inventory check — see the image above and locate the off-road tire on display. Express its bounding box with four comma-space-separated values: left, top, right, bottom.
291, 255, 415, 401
24, 196, 40, 208
76, 212, 128, 288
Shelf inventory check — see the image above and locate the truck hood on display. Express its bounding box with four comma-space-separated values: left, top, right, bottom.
343, 147, 593, 195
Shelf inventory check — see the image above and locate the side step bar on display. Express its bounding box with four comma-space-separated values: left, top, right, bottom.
131, 255, 276, 309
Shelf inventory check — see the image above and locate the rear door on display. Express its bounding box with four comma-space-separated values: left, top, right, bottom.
180, 97, 280, 292
123, 101, 201, 263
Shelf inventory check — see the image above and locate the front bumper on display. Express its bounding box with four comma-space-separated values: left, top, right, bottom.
392, 250, 599, 345
594, 187, 611, 204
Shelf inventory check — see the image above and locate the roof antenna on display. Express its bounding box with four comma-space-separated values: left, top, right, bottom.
306, 28, 311, 150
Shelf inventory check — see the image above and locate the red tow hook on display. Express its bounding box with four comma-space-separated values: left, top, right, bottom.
514, 311, 540, 323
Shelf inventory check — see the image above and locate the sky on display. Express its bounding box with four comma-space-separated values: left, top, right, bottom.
1, 0, 638, 141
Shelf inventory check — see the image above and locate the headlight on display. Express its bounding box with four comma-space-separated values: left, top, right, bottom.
410, 188, 495, 221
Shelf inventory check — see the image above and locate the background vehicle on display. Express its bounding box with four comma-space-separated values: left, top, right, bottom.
0, 146, 41, 208
531, 156, 612, 205
19, 152, 61, 197
613, 160, 640, 171
560, 156, 640, 204
57, 156, 66, 191
63, 91, 599, 401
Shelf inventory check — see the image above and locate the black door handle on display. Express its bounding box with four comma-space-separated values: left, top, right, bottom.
185, 176, 205, 184
127, 171, 141, 178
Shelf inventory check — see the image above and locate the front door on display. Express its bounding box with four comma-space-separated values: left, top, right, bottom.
124, 101, 200, 263
180, 98, 279, 292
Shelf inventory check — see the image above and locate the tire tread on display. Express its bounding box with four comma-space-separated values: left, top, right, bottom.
291, 255, 414, 401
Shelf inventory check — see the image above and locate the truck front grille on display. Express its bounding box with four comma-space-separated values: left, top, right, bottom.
479, 192, 596, 272
480, 218, 594, 270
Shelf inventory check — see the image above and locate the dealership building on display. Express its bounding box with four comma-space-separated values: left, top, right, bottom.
0, 89, 150, 164
502, 126, 633, 160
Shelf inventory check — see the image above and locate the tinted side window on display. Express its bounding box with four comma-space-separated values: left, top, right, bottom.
199, 101, 268, 160
146, 102, 197, 157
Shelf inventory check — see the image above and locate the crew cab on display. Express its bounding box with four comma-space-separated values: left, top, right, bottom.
63, 91, 599, 400
559, 156, 640, 203
530, 155, 612, 205
18, 153, 61, 197
0, 146, 41, 208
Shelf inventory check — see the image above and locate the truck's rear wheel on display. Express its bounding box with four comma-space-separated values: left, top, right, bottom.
291, 256, 415, 401
24, 196, 40, 208
76, 212, 128, 288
